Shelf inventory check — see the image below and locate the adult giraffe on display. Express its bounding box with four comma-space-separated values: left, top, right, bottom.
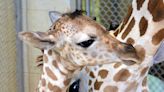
76, 0, 164, 92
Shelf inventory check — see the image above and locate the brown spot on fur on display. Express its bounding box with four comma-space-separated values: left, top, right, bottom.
136, 0, 145, 10
36, 55, 43, 62
48, 82, 53, 90
105, 40, 109, 44
142, 77, 147, 87
135, 45, 146, 61
142, 89, 148, 92
89, 80, 92, 85
125, 81, 138, 92
41, 78, 46, 86
126, 38, 135, 45
48, 50, 52, 55
114, 29, 119, 37
98, 70, 108, 79
89, 88, 93, 92
152, 28, 164, 45
64, 79, 71, 86
148, 0, 164, 22
121, 5, 133, 31
111, 42, 118, 50
114, 69, 131, 82
45, 67, 57, 80
83, 52, 88, 55
36, 55, 43, 67
139, 17, 148, 36
104, 85, 118, 92
140, 67, 149, 77
114, 62, 122, 68
43, 54, 48, 63
94, 80, 103, 90
85, 67, 90, 73
52, 60, 58, 68
89, 71, 95, 78
122, 17, 135, 39
48, 82, 62, 92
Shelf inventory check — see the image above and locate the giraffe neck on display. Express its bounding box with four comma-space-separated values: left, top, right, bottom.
113, 0, 164, 57
86, 63, 149, 92
37, 49, 79, 92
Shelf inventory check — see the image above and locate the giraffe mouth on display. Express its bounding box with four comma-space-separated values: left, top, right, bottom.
122, 60, 136, 65
121, 57, 140, 65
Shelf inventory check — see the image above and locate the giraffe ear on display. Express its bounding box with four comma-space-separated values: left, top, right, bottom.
49, 11, 62, 23
19, 31, 55, 49
152, 41, 164, 64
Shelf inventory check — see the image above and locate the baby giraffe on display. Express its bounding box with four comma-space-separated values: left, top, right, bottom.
19, 10, 141, 92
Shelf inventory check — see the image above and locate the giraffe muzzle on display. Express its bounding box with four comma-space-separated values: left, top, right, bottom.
117, 43, 141, 65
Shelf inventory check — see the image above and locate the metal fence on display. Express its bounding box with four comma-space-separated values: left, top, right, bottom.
99, 0, 132, 29
149, 62, 164, 81
76, 0, 132, 29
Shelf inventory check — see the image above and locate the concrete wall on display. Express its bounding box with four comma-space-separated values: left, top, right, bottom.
0, 0, 17, 92
22, 0, 75, 91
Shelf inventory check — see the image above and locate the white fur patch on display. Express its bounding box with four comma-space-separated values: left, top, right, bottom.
73, 32, 90, 43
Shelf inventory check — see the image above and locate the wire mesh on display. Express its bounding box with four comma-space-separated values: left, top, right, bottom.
149, 62, 164, 81
98, 0, 132, 29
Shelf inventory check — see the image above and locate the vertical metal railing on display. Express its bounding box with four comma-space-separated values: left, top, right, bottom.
86, 0, 90, 16
76, 0, 82, 10
15, 0, 24, 91
91, 0, 95, 17
76, 0, 92, 17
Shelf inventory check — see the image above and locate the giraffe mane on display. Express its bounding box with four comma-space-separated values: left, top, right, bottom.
62, 10, 86, 19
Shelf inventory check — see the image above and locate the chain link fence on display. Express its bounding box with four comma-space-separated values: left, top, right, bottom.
149, 62, 164, 81
99, 0, 132, 29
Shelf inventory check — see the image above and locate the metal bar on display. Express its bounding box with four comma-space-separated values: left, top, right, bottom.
76, 0, 82, 10
91, 0, 95, 17
14, 0, 24, 91
86, 0, 90, 16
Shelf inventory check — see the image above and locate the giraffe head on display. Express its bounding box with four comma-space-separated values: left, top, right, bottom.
19, 10, 141, 67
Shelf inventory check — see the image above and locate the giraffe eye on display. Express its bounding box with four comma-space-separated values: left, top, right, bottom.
77, 39, 95, 48
69, 79, 80, 92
